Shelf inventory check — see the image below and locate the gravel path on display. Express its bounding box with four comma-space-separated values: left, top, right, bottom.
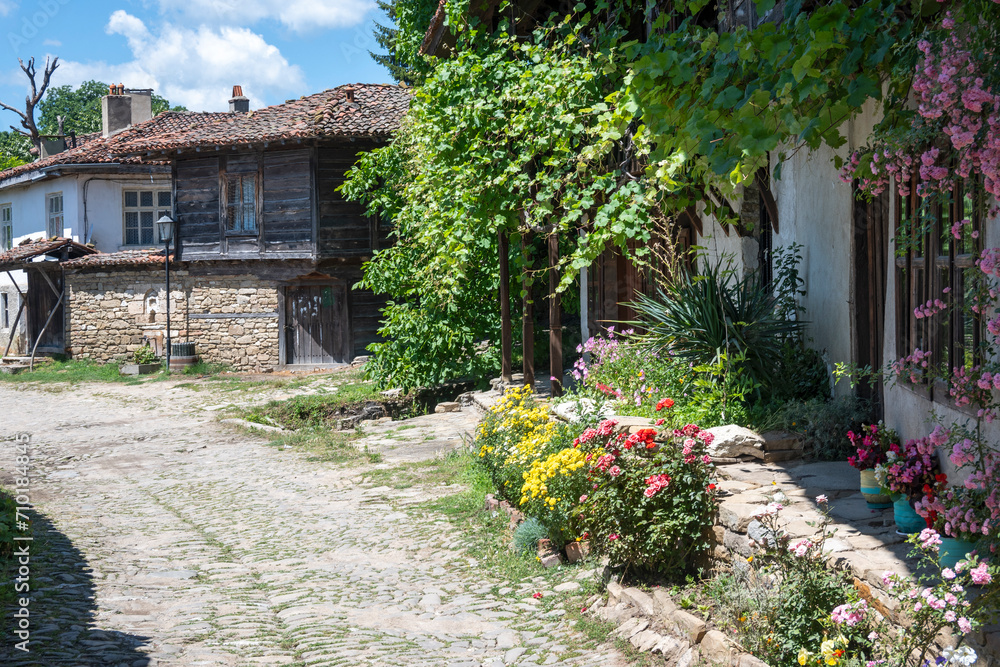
0, 379, 627, 667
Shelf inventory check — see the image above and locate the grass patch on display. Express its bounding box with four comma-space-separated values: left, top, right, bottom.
0, 359, 153, 385
364, 450, 476, 490
239, 369, 388, 428
263, 427, 376, 464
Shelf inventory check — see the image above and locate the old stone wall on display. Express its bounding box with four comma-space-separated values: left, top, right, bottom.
66, 267, 280, 372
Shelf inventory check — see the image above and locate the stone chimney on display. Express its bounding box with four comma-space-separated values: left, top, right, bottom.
345, 86, 355, 103
229, 85, 250, 113
101, 85, 154, 137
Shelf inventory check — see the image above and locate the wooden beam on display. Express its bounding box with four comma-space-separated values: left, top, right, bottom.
756, 168, 779, 234
521, 234, 534, 391
498, 230, 513, 383
548, 232, 562, 398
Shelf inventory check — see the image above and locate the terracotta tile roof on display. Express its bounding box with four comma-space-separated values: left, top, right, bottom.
0, 237, 98, 270
0, 129, 168, 187
115, 83, 412, 155
63, 248, 170, 269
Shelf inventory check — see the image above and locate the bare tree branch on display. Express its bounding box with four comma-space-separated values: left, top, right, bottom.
0, 56, 60, 154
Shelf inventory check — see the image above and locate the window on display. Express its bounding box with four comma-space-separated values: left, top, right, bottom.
896, 178, 983, 388
46, 193, 63, 239
1, 204, 11, 251
226, 174, 257, 233
124, 190, 172, 245
1, 293, 7, 329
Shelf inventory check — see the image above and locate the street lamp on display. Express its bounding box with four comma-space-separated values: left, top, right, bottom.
156, 215, 176, 371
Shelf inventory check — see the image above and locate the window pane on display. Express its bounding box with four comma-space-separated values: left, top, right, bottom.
125, 191, 138, 208
158, 191, 171, 207
140, 191, 153, 207
125, 211, 139, 245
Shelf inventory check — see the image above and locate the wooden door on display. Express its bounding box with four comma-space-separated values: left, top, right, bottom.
285, 284, 347, 365
853, 185, 890, 414
27, 269, 63, 352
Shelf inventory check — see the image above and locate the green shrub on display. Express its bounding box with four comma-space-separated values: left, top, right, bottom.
512, 518, 548, 555
627, 260, 806, 396
133, 345, 159, 365
577, 421, 717, 575
775, 396, 873, 460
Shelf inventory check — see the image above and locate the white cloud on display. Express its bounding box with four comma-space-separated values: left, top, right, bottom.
0, 1, 16, 18
53, 10, 306, 111
43, 39, 61, 47
156, 0, 375, 33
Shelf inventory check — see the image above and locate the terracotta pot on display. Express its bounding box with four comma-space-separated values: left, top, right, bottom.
565, 540, 590, 563
859, 469, 892, 509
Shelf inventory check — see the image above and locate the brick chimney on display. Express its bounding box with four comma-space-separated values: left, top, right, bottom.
344, 86, 355, 103
229, 85, 250, 113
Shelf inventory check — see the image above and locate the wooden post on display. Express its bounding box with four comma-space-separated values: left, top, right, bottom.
548, 232, 562, 397
522, 235, 534, 391
498, 230, 513, 383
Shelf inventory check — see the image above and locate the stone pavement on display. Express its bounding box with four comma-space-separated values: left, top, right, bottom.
0, 380, 629, 667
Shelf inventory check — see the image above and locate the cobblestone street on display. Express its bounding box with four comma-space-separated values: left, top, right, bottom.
0, 380, 627, 667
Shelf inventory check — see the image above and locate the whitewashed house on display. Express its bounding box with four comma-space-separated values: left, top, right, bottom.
0, 88, 171, 356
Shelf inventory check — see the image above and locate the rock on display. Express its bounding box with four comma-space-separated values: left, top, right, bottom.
676, 647, 699, 667
551, 398, 597, 423
652, 634, 687, 660
738, 653, 771, 667
495, 631, 518, 649
219, 418, 284, 433
619, 587, 656, 616
539, 553, 563, 569
380, 388, 404, 398
760, 430, 804, 452
434, 401, 460, 413
652, 589, 677, 617
455, 391, 476, 406
700, 630, 732, 665
606, 581, 624, 605
614, 617, 648, 638
719, 499, 766, 533
504, 646, 527, 664
706, 425, 766, 460
723, 530, 753, 557
553, 582, 580, 593
631, 630, 661, 652
747, 520, 777, 547
671, 609, 707, 643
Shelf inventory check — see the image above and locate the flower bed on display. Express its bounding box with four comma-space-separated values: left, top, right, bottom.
475, 385, 718, 574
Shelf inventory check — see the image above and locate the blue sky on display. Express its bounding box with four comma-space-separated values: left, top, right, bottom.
0, 0, 394, 131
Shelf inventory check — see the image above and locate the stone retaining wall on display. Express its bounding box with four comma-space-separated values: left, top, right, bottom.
66, 267, 280, 372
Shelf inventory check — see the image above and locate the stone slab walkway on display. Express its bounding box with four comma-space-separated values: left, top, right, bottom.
0, 379, 628, 667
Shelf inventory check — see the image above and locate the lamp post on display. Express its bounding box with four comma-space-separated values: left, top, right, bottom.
156, 215, 176, 371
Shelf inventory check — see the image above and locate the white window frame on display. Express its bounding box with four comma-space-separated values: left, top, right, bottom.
0, 203, 11, 251
46, 192, 63, 239
123, 189, 172, 246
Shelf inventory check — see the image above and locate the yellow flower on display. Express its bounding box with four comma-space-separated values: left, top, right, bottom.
798, 648, 809, 665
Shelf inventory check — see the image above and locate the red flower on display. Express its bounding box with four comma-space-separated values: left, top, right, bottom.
655, 398, 675, 411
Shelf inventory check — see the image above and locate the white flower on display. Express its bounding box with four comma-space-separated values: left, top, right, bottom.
942, 645, 978, 666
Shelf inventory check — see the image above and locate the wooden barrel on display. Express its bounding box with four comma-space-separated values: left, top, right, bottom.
169, 354, 198, 372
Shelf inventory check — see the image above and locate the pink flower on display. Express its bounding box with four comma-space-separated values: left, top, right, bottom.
958, 617, 972, 633
608, 534, 618, 541
816, 494, 828, 504
971, 562, 993, 585
943, 567, 957, 580
608, 465, 622, 478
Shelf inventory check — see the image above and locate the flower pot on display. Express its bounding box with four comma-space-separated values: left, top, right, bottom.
893, 495, 926, 535
939, 537, 975, 570
859, 469, 892, 509
566, 540, 590, 563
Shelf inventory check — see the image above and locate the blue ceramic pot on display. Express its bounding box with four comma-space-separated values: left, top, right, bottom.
939, 538, 975, 570
893, 496, 926, 535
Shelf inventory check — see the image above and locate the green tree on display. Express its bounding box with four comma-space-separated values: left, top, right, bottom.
0, 131, 31, 170
38, 80, 186, 136
370, 0, 442, 85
